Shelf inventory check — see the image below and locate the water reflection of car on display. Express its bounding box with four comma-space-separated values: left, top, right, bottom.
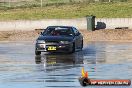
35, 26, 83, 55
35, 53, 84, 72
35, 53, 84, 65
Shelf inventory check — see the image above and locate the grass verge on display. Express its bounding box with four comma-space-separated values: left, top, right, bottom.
0, 2, 132, 20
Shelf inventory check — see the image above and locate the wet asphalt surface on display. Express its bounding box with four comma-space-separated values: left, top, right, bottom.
0, 41, 132, 88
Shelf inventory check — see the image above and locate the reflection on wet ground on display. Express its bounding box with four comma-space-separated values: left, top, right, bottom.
0, 41, 132, 88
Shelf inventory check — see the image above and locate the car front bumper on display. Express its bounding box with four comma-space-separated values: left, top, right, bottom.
35, 43, 73, 52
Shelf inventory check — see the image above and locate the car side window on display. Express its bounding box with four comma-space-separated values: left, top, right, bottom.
73, 27, 80, 36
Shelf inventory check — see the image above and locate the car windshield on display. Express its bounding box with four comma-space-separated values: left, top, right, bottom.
43, 27, 73, 36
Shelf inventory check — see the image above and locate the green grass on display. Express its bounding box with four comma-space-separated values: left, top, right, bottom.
0, 2, 132, 20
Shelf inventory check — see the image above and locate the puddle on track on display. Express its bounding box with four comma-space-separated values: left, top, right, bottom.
0, 41, 132, 88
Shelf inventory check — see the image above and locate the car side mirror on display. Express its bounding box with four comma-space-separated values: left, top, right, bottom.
75, 32, 80, 36
40, 32, 43, 35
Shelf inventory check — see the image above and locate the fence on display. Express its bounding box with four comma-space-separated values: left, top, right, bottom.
0, 0, 131, 9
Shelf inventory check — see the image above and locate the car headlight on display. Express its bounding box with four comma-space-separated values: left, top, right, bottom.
36, 40, 45, 43
60, 41, 70, 44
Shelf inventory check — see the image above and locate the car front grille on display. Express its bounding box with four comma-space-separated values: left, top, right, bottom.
45, 41, 59, 43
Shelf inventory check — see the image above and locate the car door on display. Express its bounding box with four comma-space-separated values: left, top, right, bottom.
72, 27, 82, 49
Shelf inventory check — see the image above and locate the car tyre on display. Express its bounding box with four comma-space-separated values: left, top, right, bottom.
35, 51, 41, 55
80, 40, 83, 50
71, 42, 75, 53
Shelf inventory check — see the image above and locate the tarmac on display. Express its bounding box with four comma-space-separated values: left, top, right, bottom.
0, 41, 132, 88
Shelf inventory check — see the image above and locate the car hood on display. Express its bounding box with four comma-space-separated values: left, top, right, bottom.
37, 35, 74, 41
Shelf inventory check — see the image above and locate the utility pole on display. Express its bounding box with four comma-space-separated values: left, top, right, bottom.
8, 0, 11, 7
41, 0, 43, 7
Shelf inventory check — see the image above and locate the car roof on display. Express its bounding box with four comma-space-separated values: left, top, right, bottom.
47, 26, 73, 28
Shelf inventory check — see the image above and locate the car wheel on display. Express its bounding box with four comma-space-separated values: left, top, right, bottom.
71, 42, 75, 53
81, 40, 83, 50
35, 51, 41, 55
